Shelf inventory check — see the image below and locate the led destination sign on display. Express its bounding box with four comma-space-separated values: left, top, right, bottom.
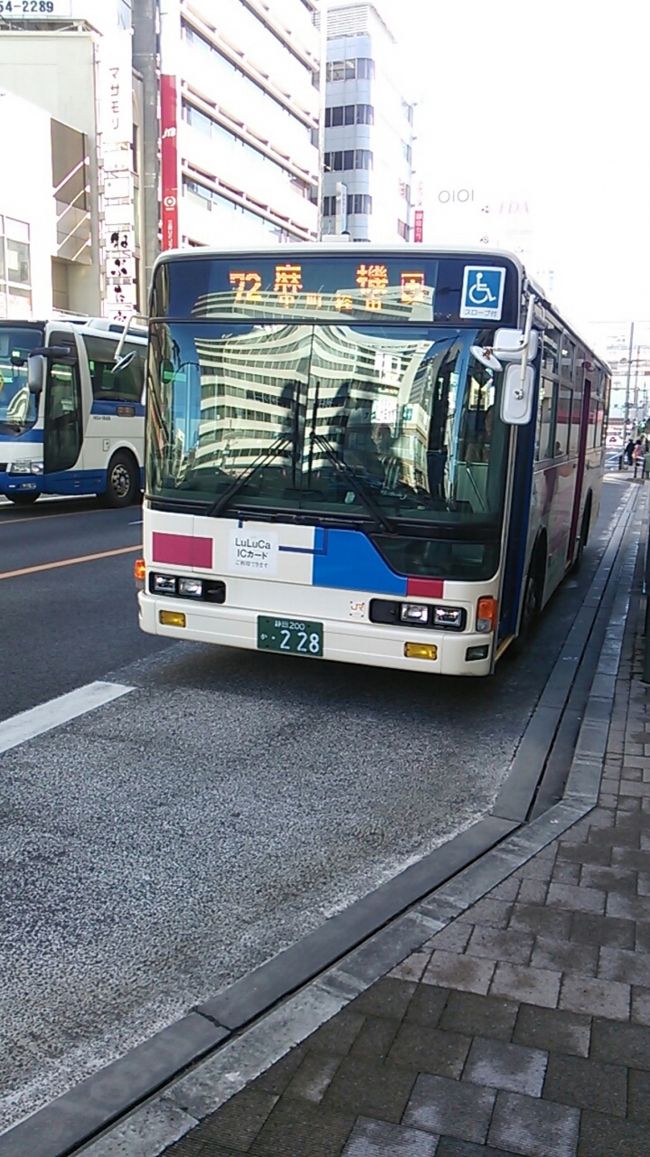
153, 253, 519, 325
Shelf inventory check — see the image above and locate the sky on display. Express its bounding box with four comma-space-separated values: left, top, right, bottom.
378, 0, 650, 346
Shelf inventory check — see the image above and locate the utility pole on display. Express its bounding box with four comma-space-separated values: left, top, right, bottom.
624, 320, 635, 436
633, 345, 641, 430
132, 0, 160, 303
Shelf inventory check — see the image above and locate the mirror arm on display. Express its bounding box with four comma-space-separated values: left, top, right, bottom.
520, 292, 536, 395
114, 312, 148, 363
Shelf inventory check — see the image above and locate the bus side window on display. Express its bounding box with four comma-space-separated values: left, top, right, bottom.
556, 385, 571, 456
536, 377, 557, 460
81, 333, 145, 403
113, 342, 145, 403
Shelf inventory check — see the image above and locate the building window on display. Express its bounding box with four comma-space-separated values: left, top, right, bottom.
346, 194, 372, 215
326, 57, 375, 81
355, 149, 373, 169
322, 196, 336, 216
326, 104, 375, 128
0, 216, 32, 318
356, 58, 375, 79
356, 104, 375, 125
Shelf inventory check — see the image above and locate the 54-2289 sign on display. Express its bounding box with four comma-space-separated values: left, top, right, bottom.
0, 1, 60, 14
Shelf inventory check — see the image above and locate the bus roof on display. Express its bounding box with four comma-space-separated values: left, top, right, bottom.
0, 317, 147, 338
154, 241, 529, 270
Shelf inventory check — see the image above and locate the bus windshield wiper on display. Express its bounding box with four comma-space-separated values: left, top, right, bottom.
311, 432, 395, 533
205, 433, 292, 518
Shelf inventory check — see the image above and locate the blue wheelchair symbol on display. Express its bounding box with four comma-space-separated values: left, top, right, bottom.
460, 266, 506, 319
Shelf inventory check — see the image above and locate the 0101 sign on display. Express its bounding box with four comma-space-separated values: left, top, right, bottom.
0, 1, 64, 14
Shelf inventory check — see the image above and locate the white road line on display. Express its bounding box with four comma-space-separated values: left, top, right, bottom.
0, 681, 134, 756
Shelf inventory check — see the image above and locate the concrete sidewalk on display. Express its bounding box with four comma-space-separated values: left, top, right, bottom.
156, 576, 650, 1153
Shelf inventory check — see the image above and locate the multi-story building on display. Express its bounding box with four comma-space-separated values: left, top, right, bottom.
159, 0, 322, 252
0, 0, 144, 320
321, 2, 415, 243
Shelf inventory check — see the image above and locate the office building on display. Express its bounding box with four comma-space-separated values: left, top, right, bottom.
0, 1, 144, 320
321, 2, 415, 242
159, 0, 322, 251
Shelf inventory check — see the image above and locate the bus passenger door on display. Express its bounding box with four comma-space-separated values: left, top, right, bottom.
567, 378, 591, 564
43, 356, 83, 476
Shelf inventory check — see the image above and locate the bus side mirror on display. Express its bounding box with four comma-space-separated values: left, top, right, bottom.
501, 363, 535, 425
111, 351, 137, 375
493, 329, 539, 362
28, 354, 47, 394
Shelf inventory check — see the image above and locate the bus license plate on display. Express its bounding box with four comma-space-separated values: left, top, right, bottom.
257, 616, 323, 658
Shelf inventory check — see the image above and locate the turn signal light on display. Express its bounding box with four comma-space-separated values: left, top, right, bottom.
159, 610, 186, 628
404, 642, 438, 661
476, 596, 498, 633
134, 558, 146, 581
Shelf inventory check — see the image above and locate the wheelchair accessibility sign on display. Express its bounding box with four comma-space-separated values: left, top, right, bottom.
460, 266, 506, 320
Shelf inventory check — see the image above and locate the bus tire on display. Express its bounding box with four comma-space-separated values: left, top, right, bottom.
7, 492, 39, 506
104, 451, 139, 507
506, 543, 545, 659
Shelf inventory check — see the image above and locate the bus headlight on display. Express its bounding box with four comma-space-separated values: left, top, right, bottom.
400, 602, 430, 624
178, 577, 204, 599
433, 606, 463, 628
9, 458, 42, 474
152, 573, 176, 594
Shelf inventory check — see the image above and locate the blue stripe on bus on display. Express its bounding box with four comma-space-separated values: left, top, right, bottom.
312, 528, 407, 595
91, 399, 145, 417
0, 429, 44, 443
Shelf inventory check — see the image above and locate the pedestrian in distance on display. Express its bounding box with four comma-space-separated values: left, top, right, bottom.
625, 438, 635, 465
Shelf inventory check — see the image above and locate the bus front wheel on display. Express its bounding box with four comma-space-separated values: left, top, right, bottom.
104, 452, 139, 507
7, 492, 39, 506
506, 550, 544, 660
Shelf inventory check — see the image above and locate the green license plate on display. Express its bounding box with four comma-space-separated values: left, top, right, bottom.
257, 616, 323, 657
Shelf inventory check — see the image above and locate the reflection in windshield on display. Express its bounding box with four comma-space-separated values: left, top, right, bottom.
0, 327, 41, 433
147, 321, 507, 529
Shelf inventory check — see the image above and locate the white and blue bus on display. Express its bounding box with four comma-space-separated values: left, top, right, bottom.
136, 244, 609, 676
0, 316, 146, 507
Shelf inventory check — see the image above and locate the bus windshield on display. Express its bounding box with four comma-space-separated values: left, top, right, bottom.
147, 320, 509, 536
0, 326, 41, 434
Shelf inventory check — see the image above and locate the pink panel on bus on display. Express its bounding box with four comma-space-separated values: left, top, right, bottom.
406, 576, 444, 598
152, 531, 213, 569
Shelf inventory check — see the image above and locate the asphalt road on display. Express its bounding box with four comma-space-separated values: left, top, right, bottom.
0, 497, 169, 721
0, 476, 633, 1133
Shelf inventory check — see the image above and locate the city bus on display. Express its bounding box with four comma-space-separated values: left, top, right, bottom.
0, 316, 146, 507
136, 244, 609, 676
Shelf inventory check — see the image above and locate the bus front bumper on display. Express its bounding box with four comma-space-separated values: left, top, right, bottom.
138, 591, 494, 677
0, 470, 42, 497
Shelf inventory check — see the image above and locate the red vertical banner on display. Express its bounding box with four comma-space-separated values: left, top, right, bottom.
160, 74, 179, 250
413, 209, 424, 243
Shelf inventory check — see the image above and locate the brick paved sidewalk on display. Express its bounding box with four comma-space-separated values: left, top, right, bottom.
164, 623, 650, 1156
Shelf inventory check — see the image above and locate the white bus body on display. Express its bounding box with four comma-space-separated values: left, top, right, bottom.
0, 317, 146, 507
